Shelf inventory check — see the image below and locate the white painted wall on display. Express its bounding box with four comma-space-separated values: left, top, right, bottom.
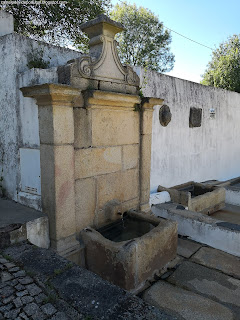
137, 68, 240, 193
0, 12, 81, 208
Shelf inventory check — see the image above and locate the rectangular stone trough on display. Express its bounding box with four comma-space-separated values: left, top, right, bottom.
80, 211, 177, 292
158, 181, 225, 215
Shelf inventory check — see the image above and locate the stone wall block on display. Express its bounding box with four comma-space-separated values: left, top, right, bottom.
40, 144, 56, 236
97, 169, 139, 209
40, 145, 75, 240
141, 110, 153, 135
75, 146, 122, 179
140, 134, 152, 207
99, 81, 127, 93
38, 106, 54, 144
54, 145, 76, 239
92, 109, 140, 147
122, 144, 139, 170
74, 108, 92, 148
39, 105, 74, 144
121, 197, 139, 213
75, 178, 96, 232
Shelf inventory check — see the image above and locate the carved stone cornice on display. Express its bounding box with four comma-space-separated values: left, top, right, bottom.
20, 84, 81, 107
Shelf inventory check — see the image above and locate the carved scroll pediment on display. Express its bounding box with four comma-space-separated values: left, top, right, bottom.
78, 15, 140, 88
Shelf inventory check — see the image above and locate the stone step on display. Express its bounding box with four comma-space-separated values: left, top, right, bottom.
0, 198, 49, 249
143, 280, 234, 320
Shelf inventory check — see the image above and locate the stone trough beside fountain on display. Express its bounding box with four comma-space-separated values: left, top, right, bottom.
81, 210, 177, 292
158, 181, 225, 215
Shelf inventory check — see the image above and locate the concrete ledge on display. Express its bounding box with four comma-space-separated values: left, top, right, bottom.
152, 203, 240, 257
0, 198, 49, 249
225, 188, 240, 206
204, 177, 240, 206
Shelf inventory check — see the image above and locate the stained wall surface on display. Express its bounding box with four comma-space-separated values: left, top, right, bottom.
136, 68, 240, 193
0, 14, 81, 207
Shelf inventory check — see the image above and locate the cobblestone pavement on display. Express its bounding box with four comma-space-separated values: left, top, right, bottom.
0, 255, 69, 320
0, 243, 172, 320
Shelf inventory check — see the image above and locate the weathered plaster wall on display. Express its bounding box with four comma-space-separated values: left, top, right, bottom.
0, 23, 81, 206
136, 68, 240, 192
0, 11, 13, 36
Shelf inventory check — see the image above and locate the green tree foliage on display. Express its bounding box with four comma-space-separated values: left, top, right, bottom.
0, 0, 111, 50
110, 2, 174, 72
201, 35, 240, 93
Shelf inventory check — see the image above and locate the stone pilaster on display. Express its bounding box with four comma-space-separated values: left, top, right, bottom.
21, 84, 82, 260
140, 98, 164, 212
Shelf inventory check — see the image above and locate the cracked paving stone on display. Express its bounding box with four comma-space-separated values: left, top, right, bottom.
21, 295, 34, 304
16, 290, 28, 297
9, 267, 20, 272
41, 303, 57, 316
0, 282, 7, 289
18, 277, 33, 285
4, 263, 16, 269
25, 284, 42, 296
34, 293, 47, 304
3, 295, 14, 304
15, 283, 25, 291
50, 311, 70, 320
19, 312, 29, 320
32, 310, 47, 320
0, 258, 8, 264
0, 303, 13, 313
13, 297, 23, 308
13, 270, 26, 278
5, 279, 18, 286
1, 272, 13, 282
0, 286, 15, 298
24, 302, 40, 316
4, 308, 21, 319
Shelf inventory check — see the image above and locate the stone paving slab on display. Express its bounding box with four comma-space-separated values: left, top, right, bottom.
167, 261, 240, 316
191, 247, 240, 279
177, 238, 202, 258
1, 242, 177, 320
143, 280, 234, 320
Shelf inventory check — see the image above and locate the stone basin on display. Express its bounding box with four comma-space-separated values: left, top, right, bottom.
158, 181, 225, 215
97, 215, 155, 242
80, 210, 177, 292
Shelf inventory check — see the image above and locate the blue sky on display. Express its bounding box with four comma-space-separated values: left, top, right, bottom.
111, 0, 240, 83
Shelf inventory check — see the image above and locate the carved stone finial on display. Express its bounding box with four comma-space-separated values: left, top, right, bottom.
80, 14, 124, 40
77, 14, 140, 89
